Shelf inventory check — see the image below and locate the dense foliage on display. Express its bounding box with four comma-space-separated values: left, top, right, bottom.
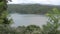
41, 8, 60, 34
8, 4, 60, 14
0, 0, 13, 34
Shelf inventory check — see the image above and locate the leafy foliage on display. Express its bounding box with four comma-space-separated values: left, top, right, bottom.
0, 0, 13, 34
41, 8, 60, 34
8, 4, 60, 14
25, 25, 41, 34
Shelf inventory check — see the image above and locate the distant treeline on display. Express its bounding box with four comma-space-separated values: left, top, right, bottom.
7, 4, 60, 14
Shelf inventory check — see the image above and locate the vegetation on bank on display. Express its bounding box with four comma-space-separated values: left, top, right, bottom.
8, 4, 60, 14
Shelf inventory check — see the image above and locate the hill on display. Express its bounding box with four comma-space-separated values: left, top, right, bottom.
7, 4, 60, 14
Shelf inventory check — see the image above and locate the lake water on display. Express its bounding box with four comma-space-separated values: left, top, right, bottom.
10, 13, 48, 27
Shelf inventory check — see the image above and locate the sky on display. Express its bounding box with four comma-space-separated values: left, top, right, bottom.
8, 0, 60, 5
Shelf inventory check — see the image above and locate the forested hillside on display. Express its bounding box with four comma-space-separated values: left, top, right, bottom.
8, 4, 60, 14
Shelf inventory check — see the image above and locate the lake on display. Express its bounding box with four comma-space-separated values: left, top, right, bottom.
10, 13, 48, 27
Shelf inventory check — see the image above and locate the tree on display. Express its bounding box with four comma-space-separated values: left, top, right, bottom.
41, 8, 60, 34
0, 0, 13, 24
25, 25, 41, 34
0, 0, 13, 34
15, 26, 26, 34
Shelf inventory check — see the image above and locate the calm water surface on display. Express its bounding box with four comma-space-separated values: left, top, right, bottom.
10, 13, 48, 27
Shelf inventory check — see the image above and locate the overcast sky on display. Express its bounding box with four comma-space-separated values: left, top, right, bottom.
8, 0, 60, 5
